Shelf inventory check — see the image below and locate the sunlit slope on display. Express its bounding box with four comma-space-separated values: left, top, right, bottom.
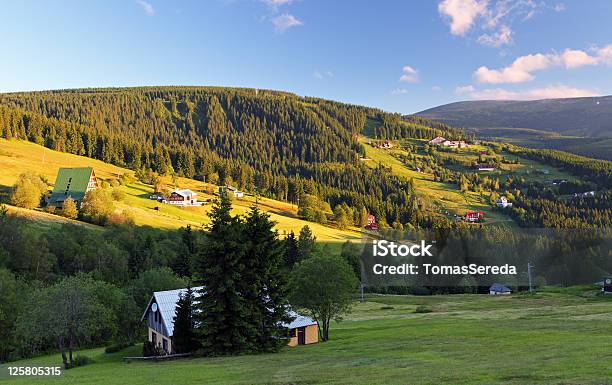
0, 139, 362, 241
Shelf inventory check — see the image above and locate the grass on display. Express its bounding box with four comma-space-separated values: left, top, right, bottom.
4, 290, 612, 385
0, 139, 362, 241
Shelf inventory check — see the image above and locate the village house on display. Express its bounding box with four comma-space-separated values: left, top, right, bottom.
364, 214, 379, 230
476, 164, 496, 172
428, 137, 468, 148
374, 140, 393, 149
428, 136, 446, 145
574, 191, 595, 197
603, 278, 612, 294
48, 167, 98, 208
465, 211, 485, 223
164, 189, 201, 206
489, 283, 512, 295
219, 185, 244, 198
552, 179, 567, 185
141, 287, 318, 354
496, 196, 513, 208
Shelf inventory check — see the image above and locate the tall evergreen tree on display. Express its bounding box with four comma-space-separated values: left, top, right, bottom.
172, 286, 198, 354
297, 225, 316, 262
243, 206, 292, 352
193, 192, 251, 355
283, 231, 300, 270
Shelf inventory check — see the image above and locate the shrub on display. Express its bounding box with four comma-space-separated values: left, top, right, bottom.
43, 204, 56, 214
60, 197, 78, 219
111, 189, 126, 201
143, 341, 161, 357
119, 173, 135, 186
414, 305, 433, 314
110, 179, 120, 188
65, 354, 93, 369
107, 210, 135, 226
10, 173, 47, 209
79, 190, 114, 225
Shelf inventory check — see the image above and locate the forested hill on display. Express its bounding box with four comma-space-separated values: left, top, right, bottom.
0, 86, 462, 227
415, 95, 612, 138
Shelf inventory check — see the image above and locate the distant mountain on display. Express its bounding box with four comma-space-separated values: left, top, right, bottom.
415, 96, 612, 138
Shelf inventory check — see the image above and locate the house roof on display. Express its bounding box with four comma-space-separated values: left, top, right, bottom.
172, 189, 196, 197
49, 167, 94, 204
490, 283, 512, 292
141, 287, 317, 337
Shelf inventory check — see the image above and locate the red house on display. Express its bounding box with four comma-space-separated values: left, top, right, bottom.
465, 211, 485, 223
365, 214, 379, 230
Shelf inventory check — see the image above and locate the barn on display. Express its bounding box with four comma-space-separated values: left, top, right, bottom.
48, 167, 98, 208
141, 287, 318, 354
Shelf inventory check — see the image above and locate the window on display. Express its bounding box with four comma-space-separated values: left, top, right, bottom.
162, 338, 168, 353
151, 332, 157, 345
289, 328, 296, 338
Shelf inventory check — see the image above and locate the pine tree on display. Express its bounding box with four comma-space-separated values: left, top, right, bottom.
172, 286, 198, 353
193, 192, 250, 355
283, 231, 299, 270
243, 206, 292, 352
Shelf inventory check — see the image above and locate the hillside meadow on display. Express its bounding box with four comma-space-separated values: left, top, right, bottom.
0, 138, 362, 241
3, 291, 612, 385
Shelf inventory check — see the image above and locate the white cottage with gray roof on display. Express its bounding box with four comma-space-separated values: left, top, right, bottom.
141, 287, 318, 354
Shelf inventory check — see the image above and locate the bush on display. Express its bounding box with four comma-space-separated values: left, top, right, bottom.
60, 197, 78, 219
105, 341, 134, 354
119, 173, 135, 186
110, 179, 120, 188
10, 173, 47, 209
79, 189, 114, 225
107, 210, 135, 226
65, 354, 93, 369
111, 189, 126, 201
43, 205, 56, 214
143, 341, 161, 357
414, 305, 433, 314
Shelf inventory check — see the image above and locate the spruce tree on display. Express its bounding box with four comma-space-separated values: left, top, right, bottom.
243, 206, 292, 352
297, 225, 316, 262
172, 286, 197, 353
193, 192, 251, 355
283, 231, 299, 270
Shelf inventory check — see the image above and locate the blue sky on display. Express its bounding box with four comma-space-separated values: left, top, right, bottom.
1, 0, 611, 113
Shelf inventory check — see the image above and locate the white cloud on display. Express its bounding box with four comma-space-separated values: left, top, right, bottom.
558, 49, 599, 69
474, 47, 603, 84
391, 88, 408, 95
594, 44, 612, 64
438, 0, 540, 47
438, 0, 488, 36
136, 0, 154, 16
477, 24, 512, 47
399, 65, 419, 83
456, 85, 476, 94
262, 0, 293, 11
554, 3, 565, 12
313, 70, 333, 79
432, 85, 442, 91
474, 53, 550, 83
462, 85, 600, 100
271, 13, 303, 33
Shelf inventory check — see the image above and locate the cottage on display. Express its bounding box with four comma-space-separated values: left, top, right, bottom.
141, 287, 318, 354
552, 179, 567, 185
164, 189, 201, 206
365, 214, 379, 230
476, 164, 496, 171
48, 167, 98, 208
374, 140, 393, 149
428, 136, 447, 145
465, 211, 484, 223
442, 140, 468, 149
219, 186, 244, 198
496, 196, 513, 208
489, 283, 512, 295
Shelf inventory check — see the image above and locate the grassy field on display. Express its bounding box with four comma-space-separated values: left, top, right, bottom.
4, 290, 612, 385
0, 139, 362, 241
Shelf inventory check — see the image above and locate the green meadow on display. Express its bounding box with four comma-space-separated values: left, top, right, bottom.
5, 290, 612, 385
